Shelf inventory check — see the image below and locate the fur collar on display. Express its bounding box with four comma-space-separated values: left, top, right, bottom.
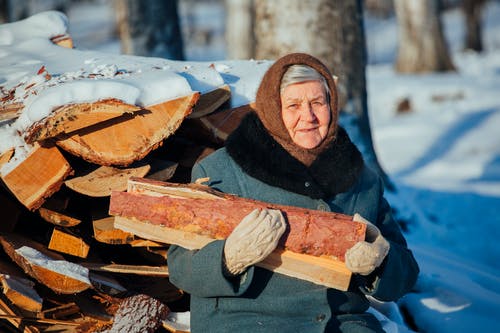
226, 113, 364, 199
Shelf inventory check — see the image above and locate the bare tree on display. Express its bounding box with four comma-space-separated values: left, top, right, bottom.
225, 0, 255, 59
253, 0, 392, 188
114, 0, 184, 60
394, 0, 455, 73
462, 0, 485, 52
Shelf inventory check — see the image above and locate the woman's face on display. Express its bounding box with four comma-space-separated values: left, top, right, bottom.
280, 80, 331, 149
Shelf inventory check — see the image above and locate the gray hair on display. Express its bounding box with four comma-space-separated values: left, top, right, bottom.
280, 64, 330, 99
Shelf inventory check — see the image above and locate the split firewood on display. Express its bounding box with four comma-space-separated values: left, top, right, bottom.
38, 207, 81, 227
65, 164, 151, 197
109, 177, 366, 291
0, 143, 72, 211
0, 148, 14, 169
24, 99, 139, 144
48, 228, 90, 259
197, 102, 254, 143
93, 217, 135, 245
88, 272, 127, 297
50, 33, 74, 49
0, 105, 22, 122
0, 275, 43, 313
55, 93, 200, 167
0, 260, 43, 313
188, 84, 231, 118
0, 297, 41, 333
82, 263, 169, 277
92, 216, 165, 247
0, 234, 92, 294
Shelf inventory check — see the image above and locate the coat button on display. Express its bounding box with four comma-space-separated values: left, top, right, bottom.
316, 314, 326, 322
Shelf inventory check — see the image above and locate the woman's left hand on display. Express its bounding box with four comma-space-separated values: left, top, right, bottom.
345, 214, 390, 275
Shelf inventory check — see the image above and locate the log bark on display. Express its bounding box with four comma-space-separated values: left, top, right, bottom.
111, 178, 365, 260
109, 178, 366, 290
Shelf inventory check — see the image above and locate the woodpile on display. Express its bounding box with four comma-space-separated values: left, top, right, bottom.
0, 11, 363, 333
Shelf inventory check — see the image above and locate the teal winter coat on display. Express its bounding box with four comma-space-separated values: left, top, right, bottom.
167, 114, 419, 332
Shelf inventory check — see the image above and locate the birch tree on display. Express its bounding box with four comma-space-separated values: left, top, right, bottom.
253, 0, 392, 188
225, 0, 255, 59
394, 0, 455, 73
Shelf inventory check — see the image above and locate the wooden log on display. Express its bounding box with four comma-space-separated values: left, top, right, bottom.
38, 207, 81, 227
113, 178, 364, 260
24, 99, 138, 144
0, 296, 40, 333
64, 164, 151, 197
0, 275, 43, 313
50, 33, 73, 49
93, 216, 135, 245
0, 105, 22, 122
0, 234, 92, 294
48, 228, 90, 259
88, 272, 127, 296
109, 178, 366, 291
0, 260, 43, 313
188, 84, 231, 118
0, 148, 14, 168
105, 294, 169, 333
82, 263, 169, 277
115, 216, 354, 291
198, 103, 254, 143
0, 143, 72, 210
56, 93, 200, 166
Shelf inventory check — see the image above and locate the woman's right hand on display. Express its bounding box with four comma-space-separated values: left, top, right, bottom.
223, 208, 286, 276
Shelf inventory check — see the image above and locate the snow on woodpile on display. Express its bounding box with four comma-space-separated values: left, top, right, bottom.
0, 10, 272, 176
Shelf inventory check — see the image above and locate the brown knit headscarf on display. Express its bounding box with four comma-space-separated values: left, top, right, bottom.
254, 53, 339, 166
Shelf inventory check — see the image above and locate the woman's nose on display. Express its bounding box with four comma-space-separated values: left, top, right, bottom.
299, 103, 316, 121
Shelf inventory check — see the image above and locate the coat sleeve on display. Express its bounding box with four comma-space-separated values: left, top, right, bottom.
356, 176, 420, 302
166, 160, 255, 298
167, 241, 255, 297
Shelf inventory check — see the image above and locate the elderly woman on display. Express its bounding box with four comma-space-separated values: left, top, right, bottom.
167, 53, 419, 332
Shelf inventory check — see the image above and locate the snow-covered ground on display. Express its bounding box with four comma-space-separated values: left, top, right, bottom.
365, 2, 500, 332
2, 1, 499, 332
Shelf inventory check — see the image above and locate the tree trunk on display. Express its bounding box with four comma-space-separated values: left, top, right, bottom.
114, 0, 185, 60
253, 0, 392, 188
394, 0, 455, 73
462, 0, 485, 52
225, 0, 255, 59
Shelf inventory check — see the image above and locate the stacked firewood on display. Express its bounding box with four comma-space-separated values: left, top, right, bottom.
0, 13, 264, 332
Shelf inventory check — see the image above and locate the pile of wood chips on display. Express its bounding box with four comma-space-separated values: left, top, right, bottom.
0, 35, 252, 333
